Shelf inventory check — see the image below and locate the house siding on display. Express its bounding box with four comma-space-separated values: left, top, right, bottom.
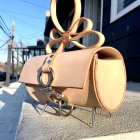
102, 0, 140, 82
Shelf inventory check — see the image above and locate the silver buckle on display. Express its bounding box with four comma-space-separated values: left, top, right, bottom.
39, 67, 74, 116
39, 68, 54, 88
39, 68, 67, 104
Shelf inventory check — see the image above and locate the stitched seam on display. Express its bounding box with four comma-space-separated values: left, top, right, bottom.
94, 59, 126, 112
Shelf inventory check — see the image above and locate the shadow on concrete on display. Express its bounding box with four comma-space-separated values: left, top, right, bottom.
0, 84, 25, 140
25, 91, 77, 117
25, 91, 112, 128
15, 83, 140, 140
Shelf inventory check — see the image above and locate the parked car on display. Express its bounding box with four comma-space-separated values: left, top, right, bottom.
0, 72, 17, 81
10, 74, 17, 79
0, 71, 6, 81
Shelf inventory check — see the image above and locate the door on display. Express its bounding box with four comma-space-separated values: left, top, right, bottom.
83, 0, 103, 47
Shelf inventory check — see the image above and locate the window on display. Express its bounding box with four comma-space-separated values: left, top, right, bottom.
110, 0, 140, 23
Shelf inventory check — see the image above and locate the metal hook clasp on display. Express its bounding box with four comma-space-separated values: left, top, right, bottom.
39, 67, 74, 116
39, 68, 54, 88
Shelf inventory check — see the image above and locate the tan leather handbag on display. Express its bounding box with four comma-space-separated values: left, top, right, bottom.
19, 0, 126, 120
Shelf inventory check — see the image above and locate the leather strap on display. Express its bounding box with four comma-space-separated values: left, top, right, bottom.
43, 0, 105, 72
51, 0, 81, 33
46, 17, 105, 54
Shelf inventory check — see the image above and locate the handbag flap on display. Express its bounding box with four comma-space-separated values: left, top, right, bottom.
19, 48, 97, 88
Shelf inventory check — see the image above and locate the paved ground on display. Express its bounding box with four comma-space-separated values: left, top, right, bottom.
0, 81, 5, 88
0, 83, 26, 140
0, 79, 17, 88
14, 82, 140, 140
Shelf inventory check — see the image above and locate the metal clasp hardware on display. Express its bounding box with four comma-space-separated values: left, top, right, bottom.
43, 87, 53, 92
39, 68, 54, 87
39, 66, 74, 116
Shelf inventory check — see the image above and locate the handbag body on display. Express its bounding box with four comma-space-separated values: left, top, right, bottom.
19, 0, 126, 114
19, 46, 126, 113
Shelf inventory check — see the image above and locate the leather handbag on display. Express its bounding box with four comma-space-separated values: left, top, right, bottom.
19, 0, 126, 118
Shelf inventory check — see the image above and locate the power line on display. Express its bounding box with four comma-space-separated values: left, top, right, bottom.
24, 30, 43, 37
0, 39, 7, 42
20, 0, 47, 10
0, 25, 11, 38
0, 48, 8, 51
2, 12, 44, 29
0, 16, 12, 50
16, 30, 43, 39
0, 8, 45, 20
15, 28, 43, 37
11, 15, 43, 28
0, 16, 12, 36
15, 29, 43, 39
0, 16, 12, 38
0, 38, 11, 49
15, 29, 33, 45
23, 34, 43, 39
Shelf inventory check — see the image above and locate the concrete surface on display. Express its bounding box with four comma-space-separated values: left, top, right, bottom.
0, 83, 26, 140
84, 131, 140, 140
15, 82, 140, 140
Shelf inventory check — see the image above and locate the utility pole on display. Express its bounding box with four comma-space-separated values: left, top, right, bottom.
12, 21, 15, 75
12, 50, 14, 74
16, 47, 19, 81
12, 21, 14, 48
6, 21, 14, 86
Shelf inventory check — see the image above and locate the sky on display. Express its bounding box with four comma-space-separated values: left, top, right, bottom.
0, 0, 50, 62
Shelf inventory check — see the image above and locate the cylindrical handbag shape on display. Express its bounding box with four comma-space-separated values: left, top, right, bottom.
19, 46, 126, 113
19, 0, 126, 115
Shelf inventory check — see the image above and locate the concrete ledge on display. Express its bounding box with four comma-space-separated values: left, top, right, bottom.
15, 82, 140, 140
84, 131, 140, 140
